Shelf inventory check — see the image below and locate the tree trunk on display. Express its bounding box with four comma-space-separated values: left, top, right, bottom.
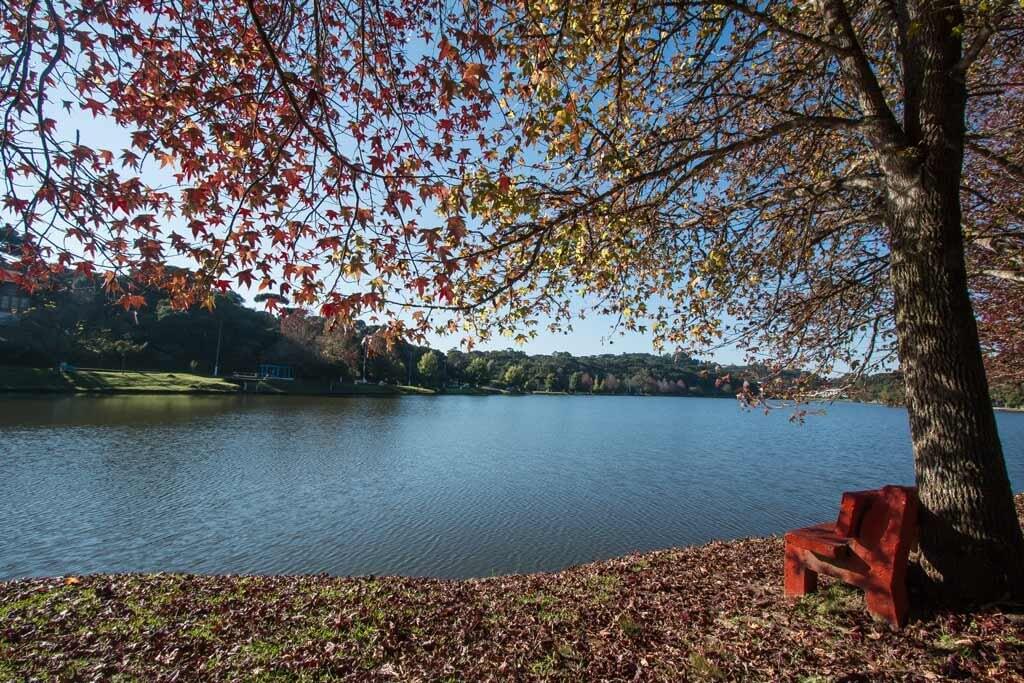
888, 175, 1024, 603
884, 1, 1024, 603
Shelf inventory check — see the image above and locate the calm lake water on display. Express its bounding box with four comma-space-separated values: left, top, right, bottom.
1, 395, 1022, 580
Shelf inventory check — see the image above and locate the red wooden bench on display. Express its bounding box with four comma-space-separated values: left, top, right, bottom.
784, 485, 919, 627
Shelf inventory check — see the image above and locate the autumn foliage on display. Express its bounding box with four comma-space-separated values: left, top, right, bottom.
2, 0, 1022, 378
2, 0, 503, 345
965, 51, 1024, 384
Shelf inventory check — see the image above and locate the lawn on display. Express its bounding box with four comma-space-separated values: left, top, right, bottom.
0, 368, 441, 396
2, 497, 1021, 681
242, 379, 436, 396
0, 367, 239, 394
441, 385, 510, 395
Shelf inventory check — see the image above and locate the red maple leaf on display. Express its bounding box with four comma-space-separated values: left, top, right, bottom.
462, 63, 488, 90
81, 98, 107, 116
235, 269, 255, 288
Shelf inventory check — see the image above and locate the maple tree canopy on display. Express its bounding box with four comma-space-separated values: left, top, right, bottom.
3, 0, 1022, 384
460, 0, 1024, 389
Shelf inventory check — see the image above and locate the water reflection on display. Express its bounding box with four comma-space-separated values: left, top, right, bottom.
0, 394, 243, 427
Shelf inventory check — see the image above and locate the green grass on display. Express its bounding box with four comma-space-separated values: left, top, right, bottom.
0, 366, 239, 394
793, 583, 864, 630
0, 368, 439, 396
441, 385, 509, 395
396, 384, 436, 395
0, 367, 516, 397
583, 574, 621, 605
0, 586, 63, 621
0, 661, 20, 681
688, 653, 725, 681
249, 379, 436, 395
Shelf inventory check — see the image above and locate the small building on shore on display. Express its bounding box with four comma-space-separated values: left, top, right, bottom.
0, 268, 30, 326
257, 363, 295, 380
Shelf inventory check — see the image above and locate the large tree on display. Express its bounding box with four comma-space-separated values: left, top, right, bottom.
2, 0, 1022, 602
459, 0, 1024, 601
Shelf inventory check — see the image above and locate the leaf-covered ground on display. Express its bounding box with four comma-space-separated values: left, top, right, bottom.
2, 496, 1022, 682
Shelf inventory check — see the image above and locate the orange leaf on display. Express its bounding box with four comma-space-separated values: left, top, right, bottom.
447, 215, 467, 243
462, 63, 488, 90
118, 294, 147, 310
81, 98, 106, 116
438, 37, 459, 62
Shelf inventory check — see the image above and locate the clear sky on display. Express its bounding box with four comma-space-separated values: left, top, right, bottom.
418, 310, 747, 362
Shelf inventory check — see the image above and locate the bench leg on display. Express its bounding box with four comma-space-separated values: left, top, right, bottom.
865, 578, 908, 628
784, 545, 817, 597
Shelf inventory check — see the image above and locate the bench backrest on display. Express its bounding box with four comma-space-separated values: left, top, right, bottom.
835, 485, 918, 562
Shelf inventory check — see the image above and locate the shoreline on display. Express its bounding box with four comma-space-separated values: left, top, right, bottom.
3, 496, 1022, 681
2, 367, 1021, 410
3, 562, 1021, 683
0, 367, 735, 399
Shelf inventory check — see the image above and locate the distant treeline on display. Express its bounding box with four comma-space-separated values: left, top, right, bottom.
0, 279, 758, 396
846, 371, 1024, 410
8, 279, 1020, 405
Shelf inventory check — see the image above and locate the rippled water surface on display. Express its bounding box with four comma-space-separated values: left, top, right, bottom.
2, 395, 1023, 579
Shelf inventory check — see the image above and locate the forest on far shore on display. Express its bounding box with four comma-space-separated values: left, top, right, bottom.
0, 278, 759, 397
847, 372, 1024, 410
3, 278, 1021, 407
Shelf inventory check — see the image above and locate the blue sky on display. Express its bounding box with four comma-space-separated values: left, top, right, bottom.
421, 310, 744, 362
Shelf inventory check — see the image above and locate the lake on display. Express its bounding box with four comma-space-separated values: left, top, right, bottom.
1, 395, 1023, 580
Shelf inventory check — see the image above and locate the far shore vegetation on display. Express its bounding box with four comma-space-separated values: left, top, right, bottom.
2, 282, 1021, 408
0, 281, 766, 398
5, 362, 1024, 410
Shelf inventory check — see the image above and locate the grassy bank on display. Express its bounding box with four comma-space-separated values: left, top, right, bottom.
0, 367, 440, 397
0, 367, 238, 394
2, 497, 1021, 681
239, 378, 435, 396
438, 385, 510, 395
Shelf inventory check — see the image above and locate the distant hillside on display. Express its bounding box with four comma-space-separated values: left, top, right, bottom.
0, 276, 773, 397
12, 277, 1019, 406
845, 371, 1023, 410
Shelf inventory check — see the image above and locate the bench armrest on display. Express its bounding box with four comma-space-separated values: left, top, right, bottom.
836, 490, 873, 537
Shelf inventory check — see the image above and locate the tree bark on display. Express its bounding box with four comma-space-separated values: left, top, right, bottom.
888, 174, 1024, 603
883, 0, 1024, 603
